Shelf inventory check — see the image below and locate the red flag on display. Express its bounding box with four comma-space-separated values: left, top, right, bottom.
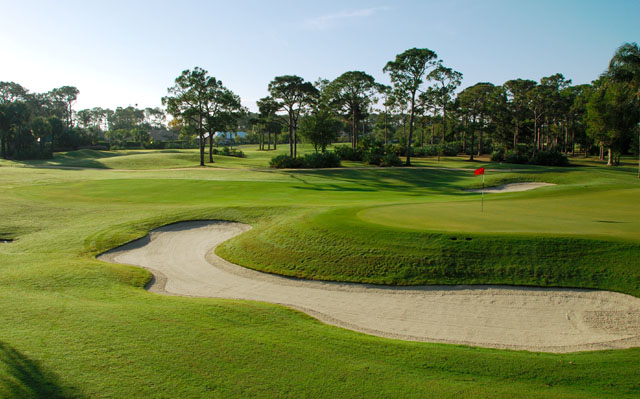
474, 167, 485, 176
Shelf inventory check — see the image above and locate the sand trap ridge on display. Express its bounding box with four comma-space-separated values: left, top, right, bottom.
98, 221, 640, 352
466, 182, 555, 193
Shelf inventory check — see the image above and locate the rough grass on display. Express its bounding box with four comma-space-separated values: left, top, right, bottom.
0, 152, 639, 398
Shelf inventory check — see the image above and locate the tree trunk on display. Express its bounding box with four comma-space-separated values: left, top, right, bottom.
607, 147, 612, 166
564, 117, 568, 154
352, 108, 357, 150
513, 119, 518, 150
406, 94, 416, 166
478, 112, 484, 156
268, 131, 271, 150
209, 133, 214, 163
469, 116, 475, 161
289, 114, 294, 157
199, 132, 205, 166
462, 119, 467, 154
384, 111, 388, 145
274, 132, 277, 150
442, 103, 447, 143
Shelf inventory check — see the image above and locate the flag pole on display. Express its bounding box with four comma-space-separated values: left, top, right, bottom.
481, 173, 484, 212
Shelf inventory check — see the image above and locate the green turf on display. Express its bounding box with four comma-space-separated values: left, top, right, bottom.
1, 150, 639, 398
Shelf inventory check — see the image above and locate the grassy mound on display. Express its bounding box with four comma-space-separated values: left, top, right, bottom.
217, 206, 640, 295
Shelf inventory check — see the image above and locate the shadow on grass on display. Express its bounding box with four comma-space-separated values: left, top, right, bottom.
0, 341, 82, 398
282, 168, 477, 195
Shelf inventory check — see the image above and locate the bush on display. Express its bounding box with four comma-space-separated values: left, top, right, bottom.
530, 150, 569, 166
490, 148, 505, 162
269, 155, 305, 168
270, 152, 341, 169
438, 142, 462, 156
303, 152, 341, 168
416, 145, 439, 157
362, 148, 384, 165
504, 151, 529, 164
380, 152, 402, 167
334, 145, 363, 161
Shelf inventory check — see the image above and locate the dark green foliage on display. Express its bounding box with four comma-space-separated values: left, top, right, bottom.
269, 154, 305, 168
380, 152, 402, 166
504, 150, 529, 164
530, 150, 569, 166
270, 152, 340, 169
212, 146, 245, 158
334, 145, 363, 161
303, 152, 341, 168
491, 148, 505, 162
408, 142, 462, 157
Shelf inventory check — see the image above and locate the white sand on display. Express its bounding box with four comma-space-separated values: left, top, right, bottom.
98, 221, 640, 352
466, 182, 555, 193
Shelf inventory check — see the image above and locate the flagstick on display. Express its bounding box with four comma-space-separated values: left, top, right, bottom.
481, 173, 484, 212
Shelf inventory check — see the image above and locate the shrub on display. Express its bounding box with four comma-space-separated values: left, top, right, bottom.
490, 148, 505, 162
270, 152, 341, 169
504, 151, 528, 164
416, 145, 439, 157
269, 155, 305, 168
213, 146, 245, 158
380, 152, 402, 167
530, 150, 569, 166
438, 142, 462, 156
303, 152, 341, 168
362, 148, 384, 165
334, 145, 363, 161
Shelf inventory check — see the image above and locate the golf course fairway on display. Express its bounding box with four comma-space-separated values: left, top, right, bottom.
1, 147, 640, 398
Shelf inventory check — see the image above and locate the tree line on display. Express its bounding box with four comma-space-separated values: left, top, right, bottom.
164, 43, 638, 167
0, 81, 172, 159
3, 42, 638, 166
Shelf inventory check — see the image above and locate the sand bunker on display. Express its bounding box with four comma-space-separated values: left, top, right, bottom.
98, 221, 640, 352
466, 182, 555, 193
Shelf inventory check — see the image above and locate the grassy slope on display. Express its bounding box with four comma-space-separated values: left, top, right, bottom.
1, 150, 639, 398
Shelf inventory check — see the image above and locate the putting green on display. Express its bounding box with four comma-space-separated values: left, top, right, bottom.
357, 187, 640, 243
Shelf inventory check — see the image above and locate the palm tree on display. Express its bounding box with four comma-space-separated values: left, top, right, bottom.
608, 42, 640, 177
608, 42, 640, 100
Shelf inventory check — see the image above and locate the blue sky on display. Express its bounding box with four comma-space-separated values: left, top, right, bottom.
1, 0, 638, 112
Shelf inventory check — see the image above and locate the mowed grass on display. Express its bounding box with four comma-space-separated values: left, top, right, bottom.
358, 187, 640, 242
1, 150, 640, 398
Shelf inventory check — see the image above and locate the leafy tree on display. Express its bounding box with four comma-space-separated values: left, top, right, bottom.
163, 67, 217, 166
268, 75, 318, 157
47, 117, 64, 155
587, 78, 639, 165
383, 48, 439, 165
608, 42, 640, 100
31, 116, 52, 153
49, 86, 79, 128
458, 82, 494, 160
256, 96, 282, 150
298, 107, 340, 153
0, 82, 28, 103
503, 79, 536, 149
144, 107, 167, 130
428, 63, 463, 144
325, 71, 379, 149
540, 74, 572, 151
202, 79, 242, 163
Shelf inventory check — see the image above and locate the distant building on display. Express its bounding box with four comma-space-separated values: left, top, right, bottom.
213, 131, 248, 140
